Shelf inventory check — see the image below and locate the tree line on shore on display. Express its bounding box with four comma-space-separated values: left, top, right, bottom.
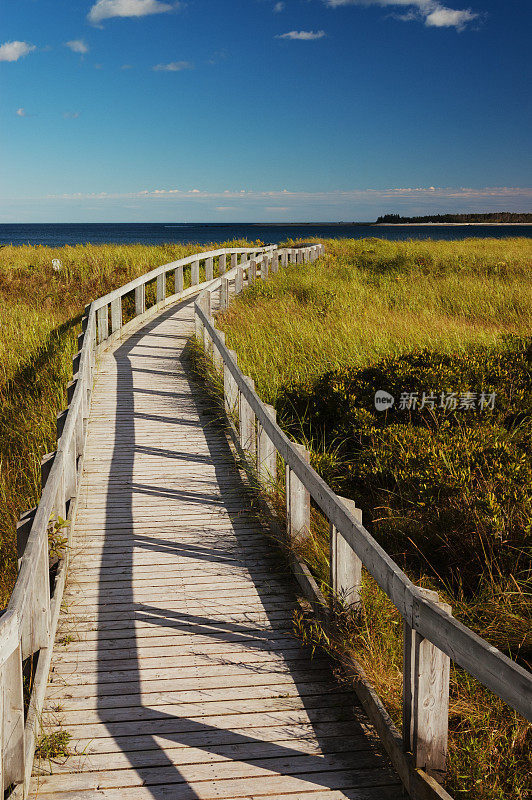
375, 212, 532, 224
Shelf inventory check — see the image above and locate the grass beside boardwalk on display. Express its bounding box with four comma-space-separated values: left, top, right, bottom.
0, 240, 254, 605
218, 237, 532, 800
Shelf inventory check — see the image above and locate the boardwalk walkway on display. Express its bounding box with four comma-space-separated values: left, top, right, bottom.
30, 295, 404, 799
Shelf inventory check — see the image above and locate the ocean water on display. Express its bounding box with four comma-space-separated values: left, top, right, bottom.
0, 222, 531, 248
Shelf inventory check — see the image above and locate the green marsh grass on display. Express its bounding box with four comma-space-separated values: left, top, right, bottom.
218, 237, 532, 800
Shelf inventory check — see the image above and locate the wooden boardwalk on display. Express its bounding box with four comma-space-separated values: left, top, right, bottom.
30, 296, 404, 800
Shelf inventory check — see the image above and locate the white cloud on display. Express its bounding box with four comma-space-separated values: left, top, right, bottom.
121, 63, 133, 69
63, 111, 80, 119
152, 60, 193, 71
274, 2, 285, 11
0, 41, 36, 62
65, 39, 89, 54
323, 0, 478, 30
425, 7, 475, 27
88, 0, 173, 25
16, 108, 28, 117
277, 30, 326, 40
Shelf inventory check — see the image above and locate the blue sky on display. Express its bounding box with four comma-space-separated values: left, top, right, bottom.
1, 0, 531, 221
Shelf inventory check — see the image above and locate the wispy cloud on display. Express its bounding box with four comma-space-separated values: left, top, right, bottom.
276, 30, 326, 40
63, 111, 80, 119
273, 2, 285, 11
121, 63, 133, 69
88, 0, 174, 25
65, 39, 89, 54
0, 41, 36, 62
16, 108, 28, 117
152, 60, 193, 71
323, 0, 478, 30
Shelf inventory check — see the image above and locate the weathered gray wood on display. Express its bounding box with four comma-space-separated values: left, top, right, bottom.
213, 330, 225, 373
218, 253, 226, 275
224, 348, 238, 416
97, 305, 108, 343
175, 265, 184, 295
201, 293, 212, 356
231, 252, 238, 269
156, 272, 166, 305
40, 451, 56, 491
261, 256, 269, 281
239, 376, 256, 459
220, 276, 229, 311
1, 643, 25, 789
286, 442, 311, 545
281, 250, 288, 268
331, 496, 362, 608
249, 260, 257, 285
110, 297, 122, 332
191, 260, 200, 286
205, 257, 213, 281
135, 284, 146, 316
235, 266, 243, 295
271, 251, 279, 274
257, 404, 277, 485
404, 590, 451, 780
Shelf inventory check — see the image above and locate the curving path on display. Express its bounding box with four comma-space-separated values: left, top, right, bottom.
29, 295, 403, 800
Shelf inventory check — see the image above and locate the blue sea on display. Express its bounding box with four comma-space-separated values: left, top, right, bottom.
0, 222, 531, 248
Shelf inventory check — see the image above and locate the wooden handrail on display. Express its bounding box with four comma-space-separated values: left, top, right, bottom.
0, 243, 277, 798
193, 243, 532, 798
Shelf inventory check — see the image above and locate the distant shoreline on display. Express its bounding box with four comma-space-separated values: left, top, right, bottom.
373, 222, 532, 227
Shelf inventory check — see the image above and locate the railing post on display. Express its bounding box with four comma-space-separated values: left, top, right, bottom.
195, 295, 204, 340
111, 296, 122, 333
175, 265, 184, 294
1, 643, 25, 789
231, 252, 238, 269
403, 588, 452, 781
202, 293, 212, 356
220, 276, 229, 311
235, 266, 243, 295
271, 251, 279, 274
330, 496, 363, 608
205, 257, 214, 281
96, 305, 108, 343
239, 377, 256, 460
213, 330, 225, 373
257, 404, 277, 485
224, 350, 238, 417
286, 444, 311, 544
135, 284, 145, 316
156, 272, 166, 304
249, 260, 257, 285
219, 253, 226, 275
261, 256, 269, 281
281, 250, 288, 268
191, 260, 200, 286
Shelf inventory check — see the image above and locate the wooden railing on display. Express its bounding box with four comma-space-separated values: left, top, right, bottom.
193, 244, 532, 800
0, 244, 276, 798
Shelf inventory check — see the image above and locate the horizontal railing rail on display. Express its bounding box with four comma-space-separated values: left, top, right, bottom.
0, 242, 279, 798
193, 244, 532, 800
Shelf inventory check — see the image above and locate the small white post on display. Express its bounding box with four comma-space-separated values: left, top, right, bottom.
231, 252, 238, 269
403, 588, 452, 781
249, 260, 257, 285
261, 257, 269, 281
239, 376, 256, 460
156, 272, 166, 304
258, 404, 277, 486
191, 260, 200, 286
286, 443, 311, 545
205, 257, 214, 281
219, 253, 226, 275
220, 276, 229, 310
111, 296, 122, 333
97, 305, 108, 343
281, 251, 288, 268
213, 330, 225, 373
224, 349, 239, 417
135, 284, 145, 316
330, 496, 363, 608
175, 265, 184, 294
235, 266, 244, 295
271, 251, 279, 274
